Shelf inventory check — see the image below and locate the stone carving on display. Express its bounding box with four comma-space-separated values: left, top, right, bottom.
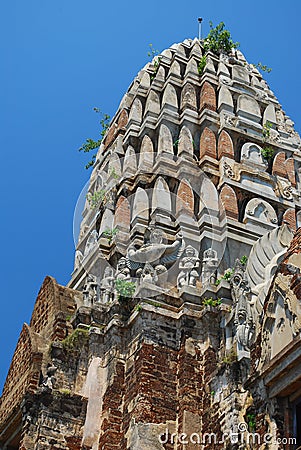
230, 260, 255, 360
41, 366, 57, 392
219, 76, 233, 86
99, 267, 115, 303
127, 228, 184, 283
223, 161, 235, 179
116, 257, 131, 280
84, 230, 98, 257
83, 274, 100, 305
201, 248, 218, 285
177, 245, 200, 288
274, 177, 293, 200
220, 113, 237, 128
244, 198, 278, 227
139, 263, 158, 284
241, 143, 267, 168
74, 250, 83, 270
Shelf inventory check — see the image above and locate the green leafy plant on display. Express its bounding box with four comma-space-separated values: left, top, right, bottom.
148, 44, 162, 81
59, 388, 71, 396
135, 304, 142, 312
79, 108, 110, 169
202, 297, 222, 307
240, 255, 248, 266
86, 189, 106, 209
254, 62, 272, 73
246, 413, 256, 432
262, 120, 272, 140
145, 300, 161, 308
261, 146, 275, 161
103, 227, 119, 244
222, 348, 237, 364
173, 139, 179, 150
109, 167, 119, 180
115, 279, 136, 300
198, 55, 207, 75
215, 268, 234, 286
61, 328, 89, 351
203, 21, 239, 54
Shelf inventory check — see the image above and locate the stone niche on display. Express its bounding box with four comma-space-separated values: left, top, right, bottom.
241, 142, 267, 168
243, 198, 278, 230
237, 94, 261, 123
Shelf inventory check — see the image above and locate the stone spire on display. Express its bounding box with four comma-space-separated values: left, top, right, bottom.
1, 36, 301, 450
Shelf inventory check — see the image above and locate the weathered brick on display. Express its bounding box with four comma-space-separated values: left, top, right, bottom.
199, 127, 217, 159
200, 81, 216, 112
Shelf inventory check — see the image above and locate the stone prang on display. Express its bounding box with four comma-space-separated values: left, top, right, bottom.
1, 37, 301, 449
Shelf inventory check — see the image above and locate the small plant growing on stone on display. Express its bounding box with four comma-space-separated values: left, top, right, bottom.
202, 297, 222, 307
254, 62, 272, 73
246, 413, 256, 432
61, 328, 89, 351
203, 21, 239, 54
198, 55, 207, 75
148, 44, 162, 81
135, 304, 142, 312
173, 139, 179, 150
109, 167, 119, 180
103, 227, 118, 244
215, 268, 234, 286
59, 388, 71, 396
240, 255, 248, 266
222, 348, 237, 364
261, 146, 275, 161
79, 108, 110, 169
262, 120, 273, 141
86, 189, 106, 209
115, 279, 136, 301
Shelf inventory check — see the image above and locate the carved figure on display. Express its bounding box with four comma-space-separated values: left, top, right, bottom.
116, 257, 131, 280
74, 250, 83, 270
99, 267, 115, 303
201, 248, 218, 284
140, 263, 158, 284
41, 366, 57, 392
83, 273, 99, 305
230, 260, 255, 359
177, 245, 200, 288
126, 228, 185, 279
84, 230, 98, 256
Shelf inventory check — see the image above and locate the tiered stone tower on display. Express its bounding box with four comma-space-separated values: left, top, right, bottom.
1, 37, 301, 449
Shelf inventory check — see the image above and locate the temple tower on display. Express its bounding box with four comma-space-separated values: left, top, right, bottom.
1, 37, 301, 449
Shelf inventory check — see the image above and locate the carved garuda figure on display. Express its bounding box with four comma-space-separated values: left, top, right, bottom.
126, 227, 185, 279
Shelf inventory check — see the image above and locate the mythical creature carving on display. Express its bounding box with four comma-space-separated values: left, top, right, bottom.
126, 227, 185, 285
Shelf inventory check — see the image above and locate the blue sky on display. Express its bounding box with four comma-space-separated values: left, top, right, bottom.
1, 0, 300, 390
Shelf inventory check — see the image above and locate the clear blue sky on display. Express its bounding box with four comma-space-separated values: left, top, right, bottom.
1, 0, 300, 391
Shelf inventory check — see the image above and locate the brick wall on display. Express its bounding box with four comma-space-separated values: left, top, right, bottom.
217, 130, 234, 159
199, 127, 216, 159
219, 184, 239, 220
200, 82, 216, 112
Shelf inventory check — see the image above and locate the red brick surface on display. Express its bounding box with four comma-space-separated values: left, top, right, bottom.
199, 127, 217, 159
